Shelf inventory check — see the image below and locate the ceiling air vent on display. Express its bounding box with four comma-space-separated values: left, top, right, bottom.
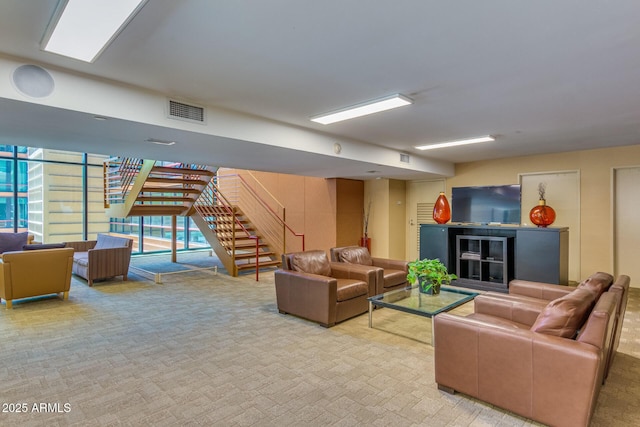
400, 153, 410, 163
167, 99, 206, 124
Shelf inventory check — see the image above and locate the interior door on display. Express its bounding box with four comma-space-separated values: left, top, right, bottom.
405, 180, 445, 261
613, 167, 640, 287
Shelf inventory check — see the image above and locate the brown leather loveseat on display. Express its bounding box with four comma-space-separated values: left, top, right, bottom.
434, 272, 630, 427
275, 250, 376, 327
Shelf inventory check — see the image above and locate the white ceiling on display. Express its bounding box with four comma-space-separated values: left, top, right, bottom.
0, 0, 639, 179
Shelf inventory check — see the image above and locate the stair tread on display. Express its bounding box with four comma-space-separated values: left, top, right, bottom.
146, 177, 209, 185
234, 251, 274, 259
136, 196, 194, 202
236, 260, 281, 270
141, 187, 203, 193
151, 166, 214, 176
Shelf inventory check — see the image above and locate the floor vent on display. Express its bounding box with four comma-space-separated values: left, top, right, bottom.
400, 153, 410, 163
167, 99, 206, 123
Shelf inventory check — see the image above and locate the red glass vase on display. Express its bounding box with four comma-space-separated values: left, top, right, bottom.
433, 192, 451, 224
529, 199, 556, 227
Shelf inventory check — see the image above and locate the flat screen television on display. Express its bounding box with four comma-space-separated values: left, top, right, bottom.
451, 185, 521, 225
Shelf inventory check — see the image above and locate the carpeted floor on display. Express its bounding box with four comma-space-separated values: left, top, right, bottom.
1, 257, 639, 426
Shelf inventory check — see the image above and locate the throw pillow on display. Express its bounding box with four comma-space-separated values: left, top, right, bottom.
339, 246, 373, 266
291, 250, 332, 276
94, 233, 130, 249
577, 271, 614, 300
530, 288, 597, 338
22, 243, 67, 251
0, 232, 29, 254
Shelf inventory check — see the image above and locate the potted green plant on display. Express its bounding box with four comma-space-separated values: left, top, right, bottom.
406, 258, 457, 295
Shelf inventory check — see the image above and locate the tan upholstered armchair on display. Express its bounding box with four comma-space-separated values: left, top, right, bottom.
330, 246, 408, 296
275, 250, 376, 327
0, 248, 74, 308
65, 234, 133, 286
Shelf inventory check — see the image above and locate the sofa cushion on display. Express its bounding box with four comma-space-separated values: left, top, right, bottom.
577, 271, 614, 300
94, 234, 131, 249
336, 279, 368, 302
73, 252, 89, 267
23, 243, 66, 251
292, 250, 332, 276
0, 232, 29, 254
530, 288, 597, 338
339, 247, 373, 266
383, 269, 407, 289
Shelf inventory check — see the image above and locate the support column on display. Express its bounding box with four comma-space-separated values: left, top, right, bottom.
171, 215, 177, 263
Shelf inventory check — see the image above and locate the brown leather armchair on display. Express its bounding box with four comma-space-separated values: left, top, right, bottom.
275, 250, 375, 327
330, 246, 408, 296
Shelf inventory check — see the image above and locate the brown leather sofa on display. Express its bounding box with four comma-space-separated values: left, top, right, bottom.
65, 234, 133, 286
488, 272, 630, 381
330, 246, 408, 296
434, 272, 629, 427
0, 247, 74, 309
275, 250, 376, 327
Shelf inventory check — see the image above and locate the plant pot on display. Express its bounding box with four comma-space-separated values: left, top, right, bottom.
419, 281, 440, 295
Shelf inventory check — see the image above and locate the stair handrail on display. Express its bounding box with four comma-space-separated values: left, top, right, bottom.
214, 173, 304, 256
236, 174, 305, 253
103, 157, 143, 208
196, 181, 261, 280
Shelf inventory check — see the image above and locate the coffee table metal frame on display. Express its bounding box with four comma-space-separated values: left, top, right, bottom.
367, 285, 479, 344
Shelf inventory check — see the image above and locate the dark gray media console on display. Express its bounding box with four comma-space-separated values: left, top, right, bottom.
419, 224, 568, 292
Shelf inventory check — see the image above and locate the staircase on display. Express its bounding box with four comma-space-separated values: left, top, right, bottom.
104, 158, 298, 279
104, 159, 215, 218
192, 197, 280, 278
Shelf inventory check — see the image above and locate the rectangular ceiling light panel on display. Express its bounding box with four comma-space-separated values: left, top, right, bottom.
42, 0, 148, 62
311, 94, 412, 125
415, 135, 495, 150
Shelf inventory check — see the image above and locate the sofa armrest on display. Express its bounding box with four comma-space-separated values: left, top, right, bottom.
274, 269, 337, 326
473, 294, 545, 326
371, 258, 408, 272
434, 312, 601, 427
509, 279, 574, 300
330, 262, 379, 296
65, 240, 97, 252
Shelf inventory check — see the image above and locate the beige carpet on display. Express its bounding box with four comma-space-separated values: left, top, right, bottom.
1, 258, 639, 426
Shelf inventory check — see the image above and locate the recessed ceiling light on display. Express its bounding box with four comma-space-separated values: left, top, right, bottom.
415, 135, 495, 150
311, 94, 412, 125
93, 116, 108, 121
42, 0, 148, 63
146, 138, 176, 146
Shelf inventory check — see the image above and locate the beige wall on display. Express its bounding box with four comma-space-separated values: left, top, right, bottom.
364, 179, 406, 259
402, 144, 640, 279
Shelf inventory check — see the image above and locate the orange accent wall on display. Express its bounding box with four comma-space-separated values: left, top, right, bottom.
220, 169, 363, 253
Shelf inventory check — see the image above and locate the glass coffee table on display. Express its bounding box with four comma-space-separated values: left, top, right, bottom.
368, 285, 479, 345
